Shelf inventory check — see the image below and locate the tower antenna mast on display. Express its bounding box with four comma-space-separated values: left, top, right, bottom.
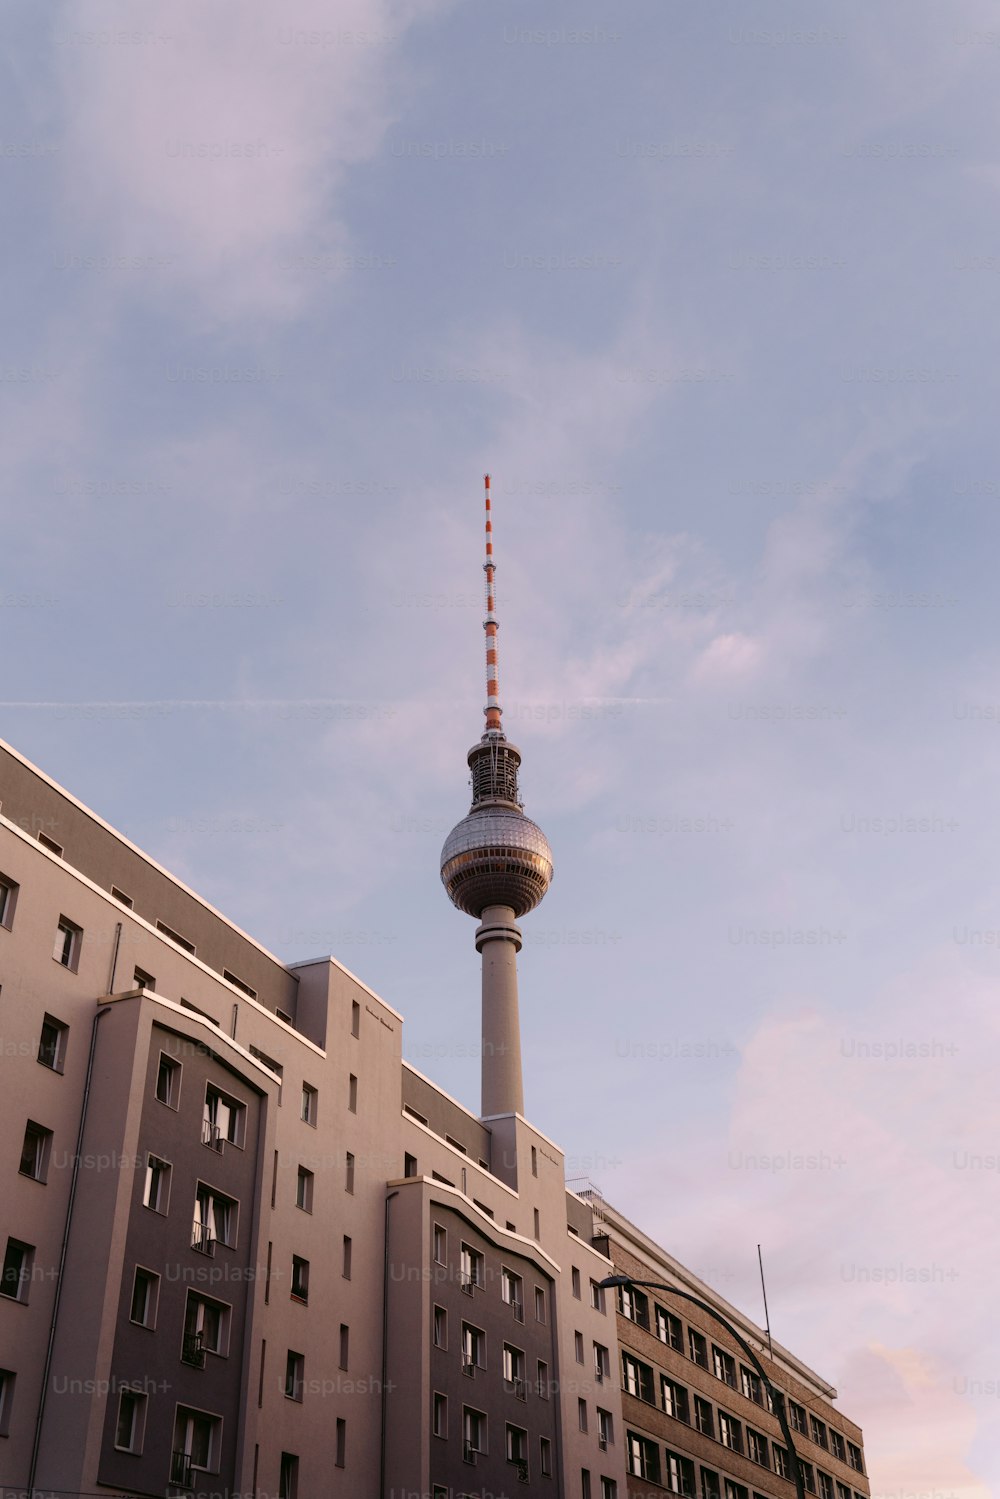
483, 473, 502, 734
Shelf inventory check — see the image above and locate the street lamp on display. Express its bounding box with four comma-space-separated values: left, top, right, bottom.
598, 1274, 806, 1499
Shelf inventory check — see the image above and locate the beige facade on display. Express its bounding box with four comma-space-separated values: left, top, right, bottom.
0, 736, 869, 1499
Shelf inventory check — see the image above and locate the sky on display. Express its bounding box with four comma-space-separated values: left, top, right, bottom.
2, 0, 999, 1491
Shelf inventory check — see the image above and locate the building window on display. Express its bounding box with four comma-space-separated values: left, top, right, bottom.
847, 1443, 864, 1474
654, 1302, 682, 1347
183, 1292, 230, 1362
0, 1370, 15, 1438
741, 1365, 763, 1404
626, 1432, 659, 1483
345, 1152, 355, 1193
540, 1436, 552, 1475
172, 1407, 221, 1481
661, 1376, 690, 1423
111, 885, 133, 907
809, 1415, 828, 1449
284, 1350, 304, 1401
296, 1167, 314, 1212
433, 1305, 448, 1348
712, 1345, 736, 1387
143, 1155, 171, 1214
38, 832, 63, 856
799, 1461, 817, 1494
351, 1000, 361, 1036
600, 1480, 617, 1499
462, 1322, 486, 1371
534, 1286, 546, 1323
348, 1073, 358, 1112
203, 1085, 245, 1150
572, 1266, 581, 1298
19, 1121, 52, 1183
620, 1284, 650, 1329
156, 1054, 181, 1107
773, 1445, 791, 1479
501, 1268, 525, 1323
578, 1398, 588, 1433
37, 1014, 68, 1072
701, 1469, 721, 1499
193, 1184, 236, 1249
1, 1239, 34, 1302
0, 875, 19, 929
114, 1388, 146, 1453
301, 1083, 317, 1125
498, 1344, 524, 1401
688, 1328, 708, 1367
133, 966, 155, 992
597, 1408, 613, 1448
53, 917, 82, 970
830, 1431, 846, 1461
278, 1452, 299, 1499
665, 1451, 695, 1496
819, 1474, 834, 1499
694, 1395, 714, 1437
335, 1417, 346, 1467
537, 1359, 549, 1397
463, 1406, 486, 1459
130, 1267, 160, 1328
621, 1352, 654, 1403
593, 1342, 610, 1382
433, 1224, 447, 1264
719, 1412, 743, 1453
531, 1144, 538, 1175
533, 1207, 540, 1238
724, 1483, 748, 1499
404, 1153, 418, 1178
590, 1279, 605, 1312
223, 969, 257, 999
575, 1331, 584, 1363
747, 1427, 768, 1466
582, 1471, 592, 1499
339, 1324, 349, 1370
156, 919, 195, 954
460, 1244, 484, 1292
291, 1256, 309, 1303
342, 1235, 352, 1279
788, 1400, 807, 1434
506, 1422, 528, 1471
249, 1042, 282, 1078
433, 1392, 448, 1438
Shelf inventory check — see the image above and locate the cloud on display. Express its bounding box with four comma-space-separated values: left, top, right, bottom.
53, 0, 444, 322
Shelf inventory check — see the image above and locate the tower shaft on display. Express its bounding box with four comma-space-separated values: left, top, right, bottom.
476, 905, 524, 1117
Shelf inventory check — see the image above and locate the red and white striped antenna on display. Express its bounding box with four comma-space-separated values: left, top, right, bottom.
483, 473, 502, 733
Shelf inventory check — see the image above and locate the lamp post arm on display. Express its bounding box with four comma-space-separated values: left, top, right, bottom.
600, 1276, 806, 1499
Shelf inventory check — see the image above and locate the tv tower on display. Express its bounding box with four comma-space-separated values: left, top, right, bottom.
440, 475, 554, 1118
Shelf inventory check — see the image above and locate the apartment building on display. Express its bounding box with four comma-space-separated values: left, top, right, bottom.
0, 737, 624, 1499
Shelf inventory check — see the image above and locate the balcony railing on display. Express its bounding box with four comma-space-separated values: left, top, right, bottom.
463, 1441, 478, 1465
511, 1299, 524, 1323
201, 1119, 224, 1152
191, 1221, 216, 1255
170, 1451, 194, 1488
181, 1331, 206, 1368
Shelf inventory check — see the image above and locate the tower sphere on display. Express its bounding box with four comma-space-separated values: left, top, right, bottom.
440, 802, 553, 918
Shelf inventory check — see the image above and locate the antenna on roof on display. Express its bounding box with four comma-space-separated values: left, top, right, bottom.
757, 1244, 774, 1359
